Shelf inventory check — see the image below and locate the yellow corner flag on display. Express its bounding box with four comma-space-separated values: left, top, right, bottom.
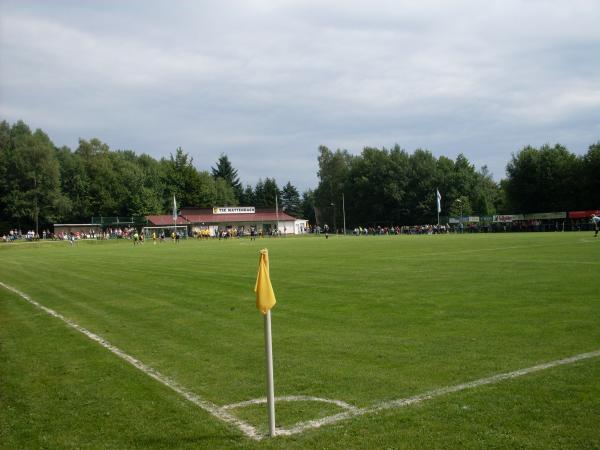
254, 248, 276, 315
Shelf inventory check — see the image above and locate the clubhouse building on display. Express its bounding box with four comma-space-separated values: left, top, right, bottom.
146, 206, 308, 237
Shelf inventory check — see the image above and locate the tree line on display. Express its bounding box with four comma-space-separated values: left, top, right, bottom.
310, 142, 599, 228
1, 119, 598, 232
0, 120, 302, 232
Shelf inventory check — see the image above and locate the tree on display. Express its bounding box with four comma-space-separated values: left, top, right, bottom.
345, 145, 410, 226
314, 145, 353, 227
472, 165, 501, 215
0, 121, 10, 228
254, 178, 279, 208
309, 143, 495, 225
281, 181, 301, 217
581, 142, 600, 209
3, 124, 65, 232
213, 177, 238, 206
161, 147, 236, 209
449, 195, 472, 217
253, 179, 265, 207
56, 146, 88, 220
162, 147, 194, 201
211, 153, 242, 202
406, 149, 438, 223
436, 154, 500, 217
239, 184, 255, 206
314, 146, 352, 203
111, 151, 164, 216
301, 190, 316, 224
135, 153, 167, 215
505, 144, 579, 213
73, 138, 121, 216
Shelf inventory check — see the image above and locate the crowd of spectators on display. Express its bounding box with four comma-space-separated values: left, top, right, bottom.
2, 217, 597, 243
303, 224, 452, 235
2, 229, 46, 242
305, 219, 597, 235
1, 226, 142, 243
350, 225, 451, 235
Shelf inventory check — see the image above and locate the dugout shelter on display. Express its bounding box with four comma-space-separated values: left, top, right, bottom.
53, 223, 102, 236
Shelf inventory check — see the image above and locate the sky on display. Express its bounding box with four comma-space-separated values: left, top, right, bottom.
1, 0, 599, 192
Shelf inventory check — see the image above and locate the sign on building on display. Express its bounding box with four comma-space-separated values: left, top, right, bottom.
212, 207, 256, 215
523, 212, 566, 220
493, 214, 524, 223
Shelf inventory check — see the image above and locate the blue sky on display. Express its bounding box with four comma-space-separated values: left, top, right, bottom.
1, 0, 599, 191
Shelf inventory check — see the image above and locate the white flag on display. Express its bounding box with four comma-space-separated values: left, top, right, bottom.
436, 189, 441, 213
172, 195, 177, 221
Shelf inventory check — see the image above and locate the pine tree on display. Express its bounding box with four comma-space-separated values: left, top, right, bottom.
281, 181, 301, 216
211, 153, 242, 201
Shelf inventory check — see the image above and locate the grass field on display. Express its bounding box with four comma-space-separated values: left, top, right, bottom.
1, 232, 599, 449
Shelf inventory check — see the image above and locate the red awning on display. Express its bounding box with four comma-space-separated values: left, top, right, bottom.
568, 210, 600, 219
146, 215, 190, 226
183, 212, 297, 224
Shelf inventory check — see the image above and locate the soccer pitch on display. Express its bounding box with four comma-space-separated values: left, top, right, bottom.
1, 233, 599, 449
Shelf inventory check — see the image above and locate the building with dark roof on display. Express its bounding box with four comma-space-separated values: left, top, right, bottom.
146, 207, 308, 237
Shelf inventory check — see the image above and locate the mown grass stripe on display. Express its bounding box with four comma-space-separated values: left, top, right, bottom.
0, 281, 262, 441
278, 349, 600, 436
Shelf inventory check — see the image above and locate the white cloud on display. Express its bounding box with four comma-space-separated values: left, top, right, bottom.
1, 0, 599, 190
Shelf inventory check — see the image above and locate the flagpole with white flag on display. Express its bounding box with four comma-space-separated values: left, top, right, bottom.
172, 195, 177, 236
254, 249, 277, 436
436, 189, 441, 226
275, 195, 280, 235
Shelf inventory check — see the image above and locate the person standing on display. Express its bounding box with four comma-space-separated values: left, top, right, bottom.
592, 214, 600, 238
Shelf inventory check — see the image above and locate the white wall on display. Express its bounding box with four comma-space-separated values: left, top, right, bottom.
276, 220, 296, 235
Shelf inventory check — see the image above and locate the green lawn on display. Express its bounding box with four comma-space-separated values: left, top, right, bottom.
1, 232, 599, 449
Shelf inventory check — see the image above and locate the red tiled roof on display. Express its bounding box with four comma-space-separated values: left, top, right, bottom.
147, 211, 302, 226
183, 211, 298, 224
146, 215, 190, 226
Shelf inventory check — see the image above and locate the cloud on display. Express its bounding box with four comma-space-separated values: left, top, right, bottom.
1, 0, 599, 191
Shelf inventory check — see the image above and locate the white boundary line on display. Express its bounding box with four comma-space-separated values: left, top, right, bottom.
0, 281, 261, 441
222, 395, 360, 413
276, 349, 600, 436
3, 280, 600, 440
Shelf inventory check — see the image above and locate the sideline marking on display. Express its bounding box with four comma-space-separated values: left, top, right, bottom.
276, 348, 600, 436
2, 281, 599, 439
0, 281, 261, 441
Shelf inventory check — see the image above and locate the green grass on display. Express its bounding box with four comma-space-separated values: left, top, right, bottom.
1, 232, 599, 449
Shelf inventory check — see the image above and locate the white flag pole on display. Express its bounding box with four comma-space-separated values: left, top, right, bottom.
173, 195, 177, 236
342, 192, 346, 235
263, 310, 276, 436
436, 189, 441, 227
275, 195, 280, 235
